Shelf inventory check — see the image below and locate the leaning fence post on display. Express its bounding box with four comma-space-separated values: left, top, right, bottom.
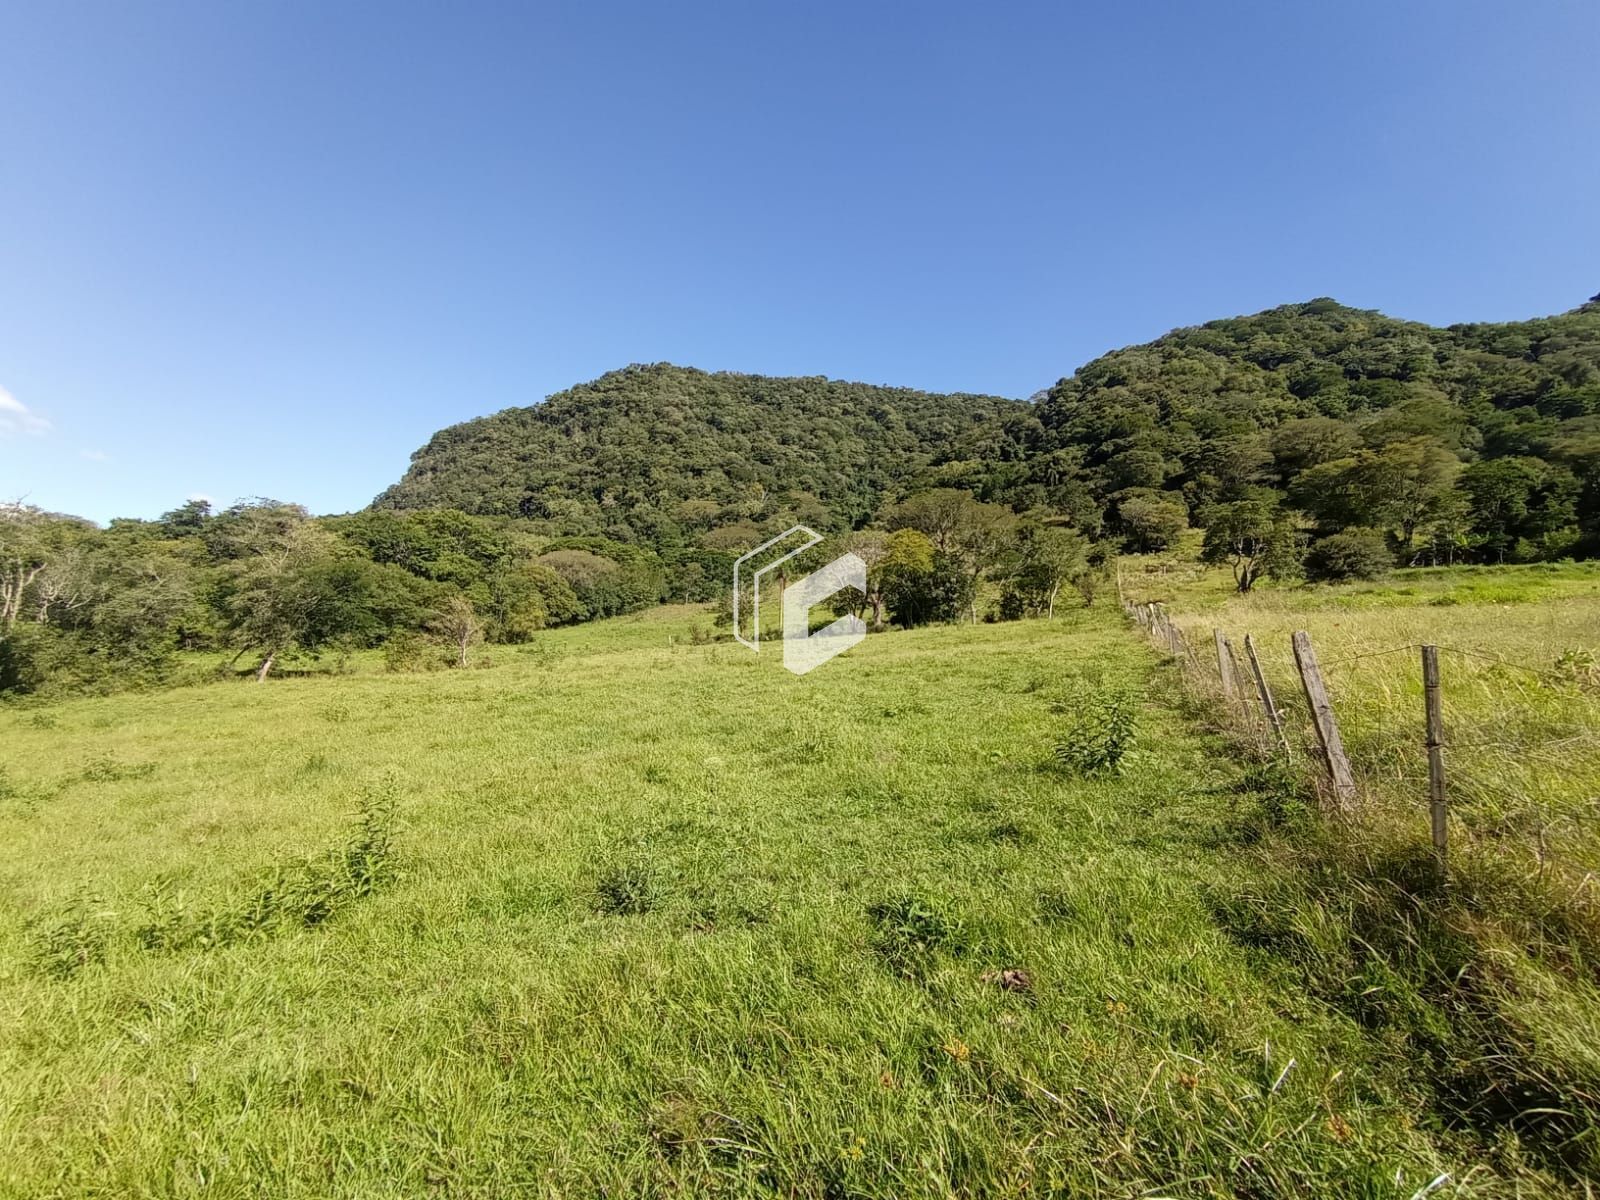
1214, 629, 1238, 702
1292, 630, 1357, 813
1226, 636, 1258, 731
1244, 633, 1291, 759
1422, 645, 1448, 873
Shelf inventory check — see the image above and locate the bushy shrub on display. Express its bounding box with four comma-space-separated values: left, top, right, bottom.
1054, 685, 1138, 775
382, 631, 448, 672
28, 891, 113, 979
1305, 529, 1394, 582
595, 854, 668, 916
884, 551, 973, 627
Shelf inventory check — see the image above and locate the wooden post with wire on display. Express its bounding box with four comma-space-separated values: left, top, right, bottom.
1225, 636, 1252, 723
1244, 633, 1291, 758
1422, 644, 1448, 873
1292, 630, 1357, 813
1214, 629, 1238, 702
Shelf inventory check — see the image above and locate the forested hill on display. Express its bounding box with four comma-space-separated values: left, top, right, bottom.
7, 295, 1598, 698
1036, 296, 1600, 546
378, 296, 1600, 563
375, 364, 1029, 541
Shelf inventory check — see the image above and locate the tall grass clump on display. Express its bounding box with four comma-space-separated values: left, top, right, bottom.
31, 782, 401, 970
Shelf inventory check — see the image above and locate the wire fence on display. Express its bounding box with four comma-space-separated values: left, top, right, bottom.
1120, 598, 1600, 887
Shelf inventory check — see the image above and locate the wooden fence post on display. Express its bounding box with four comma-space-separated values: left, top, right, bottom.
1227, 637, 1251, 712
1244, 633, 1291, 758
1292, 630, 1357, 813
1422, 645, 1448, 873
1214, 629, 1238, 702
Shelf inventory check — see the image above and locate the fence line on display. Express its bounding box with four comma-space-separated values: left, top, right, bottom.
1118, 596, 1600, 880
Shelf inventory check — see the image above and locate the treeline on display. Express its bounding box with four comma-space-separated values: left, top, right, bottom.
722, 488, 1108, 634
0, 485, 1114, 698
377, 297, 1600, 573
0, 500, 667, 697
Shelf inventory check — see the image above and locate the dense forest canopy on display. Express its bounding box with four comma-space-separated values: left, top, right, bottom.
6, 294, 1599, 699
374, 364, 1031, 543
378, 297, 1600, 566
1032, 296, 1600, 563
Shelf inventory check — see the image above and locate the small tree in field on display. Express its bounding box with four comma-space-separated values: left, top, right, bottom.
1201, 500, 1300, 593
216, 520, 341, 682
1003, 525, 1089, 619
432, 595, 482, 667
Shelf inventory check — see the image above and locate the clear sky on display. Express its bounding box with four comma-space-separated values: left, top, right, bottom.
3, 1, 1597, 524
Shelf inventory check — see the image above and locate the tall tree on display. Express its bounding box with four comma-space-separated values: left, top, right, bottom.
0, 507, 49, 632
886, 489, 1018, 622
431, 595, 482, 667
1004, 525, 1089, 619
215, 518, 341, 681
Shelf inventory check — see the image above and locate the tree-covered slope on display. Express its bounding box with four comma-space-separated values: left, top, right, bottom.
379, 297, 1600, 564
375, 364, 1029, 542
1034, 296, 1600, 560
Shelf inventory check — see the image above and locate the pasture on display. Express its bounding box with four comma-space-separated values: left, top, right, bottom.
0, 601, 1590, 1196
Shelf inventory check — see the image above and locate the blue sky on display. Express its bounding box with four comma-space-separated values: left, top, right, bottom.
3, 1, 1597, 524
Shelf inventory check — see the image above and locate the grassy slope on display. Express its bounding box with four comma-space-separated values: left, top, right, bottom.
0, 604, 1560, 1198
1121, 553, 1600, 876
1121, 554, 1600, 1191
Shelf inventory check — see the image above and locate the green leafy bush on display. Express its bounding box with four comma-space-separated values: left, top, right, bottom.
28, 891, 114, 979
383, 631, 447, 673
595, 853, 668, 916
1305, 529, 1394, 582
1053, 686, 1138, 775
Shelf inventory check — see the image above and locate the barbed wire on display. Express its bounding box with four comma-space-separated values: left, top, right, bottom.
1317, 644, 1421, 668
1129, 609, 1592, 710
1432, 643, 1574, 687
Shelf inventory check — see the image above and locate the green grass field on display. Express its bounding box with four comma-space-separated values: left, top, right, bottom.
0, 601, 1592, 1196
1120, 555, 1600, 1197
1121, 554, 1600, 878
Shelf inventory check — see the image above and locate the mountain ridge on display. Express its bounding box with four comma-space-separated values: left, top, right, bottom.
378, 295, 1600, 561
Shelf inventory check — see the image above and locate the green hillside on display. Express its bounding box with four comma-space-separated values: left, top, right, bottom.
1037, 296, 1600, 560
374, 364, 1030, 540
378, 298, 1600, 566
